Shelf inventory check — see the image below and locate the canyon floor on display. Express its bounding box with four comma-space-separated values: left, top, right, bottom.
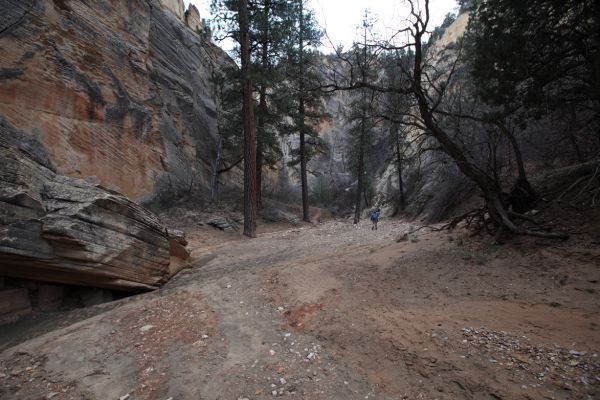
1, 208, 599, 400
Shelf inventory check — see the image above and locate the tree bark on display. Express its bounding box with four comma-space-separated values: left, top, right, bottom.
211, 134, 223, 202
353, 15, 369, 224
394, 123, 405, 208
256, 0, 271, 210
239, 0, 257, 237
298, 0, 310, 222
353, 126, 365, 224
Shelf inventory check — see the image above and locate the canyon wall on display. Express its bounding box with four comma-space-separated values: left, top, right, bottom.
0, 0, 229, 203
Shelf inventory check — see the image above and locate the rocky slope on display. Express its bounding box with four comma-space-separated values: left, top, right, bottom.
0, 0, 229, 203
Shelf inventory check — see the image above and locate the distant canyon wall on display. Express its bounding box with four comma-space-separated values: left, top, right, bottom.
0, 0, 228, 203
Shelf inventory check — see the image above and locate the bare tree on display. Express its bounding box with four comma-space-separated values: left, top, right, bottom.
404, 0, 566, 239
319, 0, 568, 239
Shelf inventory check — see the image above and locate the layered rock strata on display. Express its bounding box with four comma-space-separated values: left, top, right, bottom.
0, 121, 189, 292
0, 0, 228, 202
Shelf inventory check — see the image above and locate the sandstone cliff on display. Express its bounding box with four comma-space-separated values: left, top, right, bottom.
0, 0, 229, 203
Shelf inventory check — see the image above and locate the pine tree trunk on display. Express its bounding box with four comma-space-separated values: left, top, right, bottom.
353, 146, 364, 224
354, 17, 369, 225
211, 134, 223, 203
256, 0, 271, 210
394, 124, 405, 208
298, 0, 310, 222
257, 85, 265, 210
239, 0, 257, 237
300, 118, 309, 221
353, 117, 366, 224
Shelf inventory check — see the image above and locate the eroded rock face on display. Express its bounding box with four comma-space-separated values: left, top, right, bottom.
160, 0, 186, 20
185, 4, 203, 34
0, 0, 230, 203
0, 122, 189, 292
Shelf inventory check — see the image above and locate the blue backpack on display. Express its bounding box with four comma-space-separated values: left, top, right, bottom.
370, 210, 379, 221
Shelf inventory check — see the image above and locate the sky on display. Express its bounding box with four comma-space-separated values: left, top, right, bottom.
183, 0, 459, 53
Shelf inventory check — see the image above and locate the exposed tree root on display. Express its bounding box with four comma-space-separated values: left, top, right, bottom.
438, 198, 569, 242
556, 162, 600, 208
434, 207, 486, 231
490, 196, 569, 240
507, 211, 540, 225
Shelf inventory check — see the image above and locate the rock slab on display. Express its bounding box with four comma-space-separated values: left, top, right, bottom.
0, 129, 189, 292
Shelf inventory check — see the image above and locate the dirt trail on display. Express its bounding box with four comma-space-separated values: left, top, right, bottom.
1, 217, 599, 400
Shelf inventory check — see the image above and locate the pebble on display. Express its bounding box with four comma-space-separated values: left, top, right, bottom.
139, 325, 154, 333
462, 326, 600, 388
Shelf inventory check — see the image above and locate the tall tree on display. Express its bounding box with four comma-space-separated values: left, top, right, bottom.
211, 0, 260, 236
253, 0, 295, 209
255, 0, 271, 209
280, 0, 325, 222
209, 65, 243, 203
239, 0, 258, 237
380, 52, 414, 212
346, 12, 380, 223
297, 0, 309, 221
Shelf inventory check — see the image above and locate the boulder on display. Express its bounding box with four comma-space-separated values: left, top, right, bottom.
208, 217, 237, 232
262, 207, 301, 226
0, 133, 190, 292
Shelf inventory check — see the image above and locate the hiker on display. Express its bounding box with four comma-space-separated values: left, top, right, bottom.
370, 208, 380, 230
